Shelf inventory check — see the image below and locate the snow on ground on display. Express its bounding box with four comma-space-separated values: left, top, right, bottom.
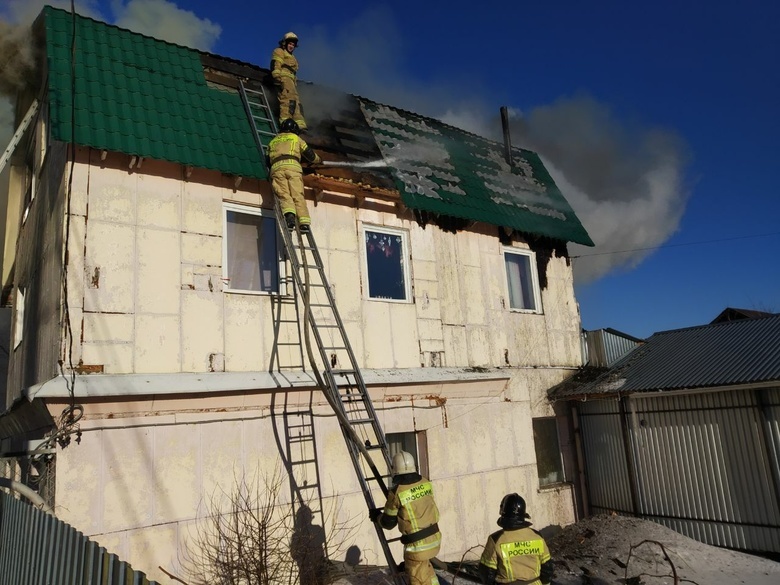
331, 514, 780, 585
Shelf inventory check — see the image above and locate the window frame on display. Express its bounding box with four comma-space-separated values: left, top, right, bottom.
361, 224, 412, 303
221, 203, 286, 295
386, 430, 428, 478
532, 417, 566, 488
502, 247, 542, 314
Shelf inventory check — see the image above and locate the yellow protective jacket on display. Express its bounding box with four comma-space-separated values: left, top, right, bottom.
271, 47, 298, 83
380, 475, 441, 554
268, 132, 320, 173
480, 526, 552, 585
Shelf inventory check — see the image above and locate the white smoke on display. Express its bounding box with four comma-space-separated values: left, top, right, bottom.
507, 97, 690, 283
294, 10, 691, 285
111, 0, 221, 51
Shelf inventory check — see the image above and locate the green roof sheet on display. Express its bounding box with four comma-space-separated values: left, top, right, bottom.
43, 6, 267, 180
41, 6, 591, 245
359, 100, 593, 246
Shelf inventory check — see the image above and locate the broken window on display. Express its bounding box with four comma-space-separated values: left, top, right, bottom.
363, 226, 411, 301
504, 248, 541, 313
222, 204, 281, 294
532, 417, 565, 487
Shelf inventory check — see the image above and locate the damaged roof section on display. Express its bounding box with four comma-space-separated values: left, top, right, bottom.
40, 6, 591, 246
549, 314, 780, 400
360, 99, 594, 246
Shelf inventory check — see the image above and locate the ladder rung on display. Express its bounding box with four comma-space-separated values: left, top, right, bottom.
344, 417, 376, 425
289, 458, 317, 464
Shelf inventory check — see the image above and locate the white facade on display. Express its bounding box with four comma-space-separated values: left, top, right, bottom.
3, 136, 582, 582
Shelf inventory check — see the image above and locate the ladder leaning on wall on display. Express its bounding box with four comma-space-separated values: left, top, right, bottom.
238, 80, 404, 578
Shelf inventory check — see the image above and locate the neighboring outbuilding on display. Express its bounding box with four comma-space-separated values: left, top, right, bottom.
1, 7, 593, 582
549, 313, 780, 553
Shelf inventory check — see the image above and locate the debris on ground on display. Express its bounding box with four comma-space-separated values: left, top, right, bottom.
332, 514, 780, 585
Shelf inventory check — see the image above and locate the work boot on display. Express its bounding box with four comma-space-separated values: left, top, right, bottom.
299, 224, 311, 234
284, 213, 296, 230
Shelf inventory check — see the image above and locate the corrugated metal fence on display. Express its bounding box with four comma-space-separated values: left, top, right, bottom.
578, 387, 780, 553
0, 490, 159, 584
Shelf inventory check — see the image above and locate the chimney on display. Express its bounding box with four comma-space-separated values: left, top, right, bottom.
500, 106, 513, 167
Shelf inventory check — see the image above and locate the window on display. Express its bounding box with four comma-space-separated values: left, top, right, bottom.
222, 204, 282, 293
363, 226, 411, 301
386, 431, 428, 477
504, 248, 541, 313
532, 418, 565, 487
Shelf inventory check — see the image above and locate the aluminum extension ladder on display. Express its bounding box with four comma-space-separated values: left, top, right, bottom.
238, 80, 403, 577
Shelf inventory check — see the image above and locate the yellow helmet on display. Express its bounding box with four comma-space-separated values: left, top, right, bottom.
280, 32, 299, 45
391, 451, 416, 476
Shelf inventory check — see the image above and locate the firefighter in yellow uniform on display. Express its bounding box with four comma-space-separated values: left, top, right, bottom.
268, 119, 321, 233
479, 494, 553, 585
371, 451, 442, 585
271, 32, 306, 131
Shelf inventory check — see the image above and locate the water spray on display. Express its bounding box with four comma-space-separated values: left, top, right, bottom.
320, 157, 395, 169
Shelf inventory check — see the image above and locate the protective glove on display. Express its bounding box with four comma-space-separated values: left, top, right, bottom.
368, 508, 383, 522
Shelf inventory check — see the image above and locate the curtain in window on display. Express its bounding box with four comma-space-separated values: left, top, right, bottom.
505, 253, 536, 310
226, 211, 278, 292
365, 231, 406, 300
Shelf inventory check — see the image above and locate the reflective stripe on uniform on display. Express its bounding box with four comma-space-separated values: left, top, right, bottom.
404, 532, 441, 553
269, 134, 302, 172
397, 482, 433, 532
498, 539, 545, 582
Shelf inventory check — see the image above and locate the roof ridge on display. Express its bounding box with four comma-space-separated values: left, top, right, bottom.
652, 312, 780, 337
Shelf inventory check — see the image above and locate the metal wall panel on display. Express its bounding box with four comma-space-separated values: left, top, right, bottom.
578, 399, 634, 515
0, 490, 159, 584
579, 388, 780, 553
583, 329, 641, 367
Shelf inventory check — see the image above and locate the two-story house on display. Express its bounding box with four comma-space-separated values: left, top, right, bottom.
0, 7, 592, 583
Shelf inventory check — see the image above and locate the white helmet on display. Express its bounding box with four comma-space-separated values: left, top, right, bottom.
391, 451, 416, 475
280, 32, 299, 45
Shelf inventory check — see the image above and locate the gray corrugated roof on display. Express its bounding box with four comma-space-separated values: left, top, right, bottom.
550, 314, 780, 400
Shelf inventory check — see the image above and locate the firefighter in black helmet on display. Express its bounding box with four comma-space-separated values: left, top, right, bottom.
479, 494, 553, 585
268, 119, 321, 233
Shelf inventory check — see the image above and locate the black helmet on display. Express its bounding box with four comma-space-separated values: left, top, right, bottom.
498, 493, 530, 529
280, 119, 299, 134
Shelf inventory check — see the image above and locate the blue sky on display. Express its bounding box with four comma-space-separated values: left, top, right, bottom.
2, 0, 778, 338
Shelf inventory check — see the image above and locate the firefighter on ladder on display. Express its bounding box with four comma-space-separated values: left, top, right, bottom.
271, 31, 307, 131
268, 119, 321, 233
370, 451, 442, 585
479, 494, 553, 585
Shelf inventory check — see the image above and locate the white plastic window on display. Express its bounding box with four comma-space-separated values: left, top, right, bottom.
363, 226, 411, 302
222, 204, 282, 294
503, 248, 542, 313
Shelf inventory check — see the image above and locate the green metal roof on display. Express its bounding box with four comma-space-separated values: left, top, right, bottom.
41, 6, 591, 245
360, 100, 593, 246
43, 6, 267, 180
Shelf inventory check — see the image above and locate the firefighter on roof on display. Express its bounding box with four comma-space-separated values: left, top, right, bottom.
370, 451, 442, 585
479, 494, 553, 585
268, 119, 321, 233
271, 31, 307, 131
